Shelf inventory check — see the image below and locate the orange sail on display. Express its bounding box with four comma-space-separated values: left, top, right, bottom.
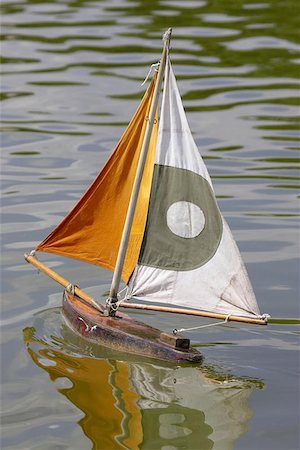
36, 77, 158, 283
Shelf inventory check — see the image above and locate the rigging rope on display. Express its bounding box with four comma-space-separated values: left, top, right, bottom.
173, 315, 232, 335
141, 62, 160, 86
105, 285, 129, 314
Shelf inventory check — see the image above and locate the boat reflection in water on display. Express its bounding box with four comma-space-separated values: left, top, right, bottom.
23, 308, 263, 450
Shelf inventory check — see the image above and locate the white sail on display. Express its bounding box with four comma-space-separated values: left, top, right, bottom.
128, 57, 261, 319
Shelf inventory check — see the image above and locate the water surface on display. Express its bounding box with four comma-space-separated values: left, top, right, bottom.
1, 0, 299, 449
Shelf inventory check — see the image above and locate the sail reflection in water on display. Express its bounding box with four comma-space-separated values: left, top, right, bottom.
24, 309, 263, 450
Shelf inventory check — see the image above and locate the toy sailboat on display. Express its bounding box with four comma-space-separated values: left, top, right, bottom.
25, 29, 268, 363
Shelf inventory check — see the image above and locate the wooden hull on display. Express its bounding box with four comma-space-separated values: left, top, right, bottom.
62, 291, 202, 364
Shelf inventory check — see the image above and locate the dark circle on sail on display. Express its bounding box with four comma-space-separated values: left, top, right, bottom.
138, 165, 223, 271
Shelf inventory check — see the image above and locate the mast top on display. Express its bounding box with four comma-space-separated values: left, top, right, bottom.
163, 28, 172, 47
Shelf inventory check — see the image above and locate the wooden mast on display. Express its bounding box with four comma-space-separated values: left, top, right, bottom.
107, 28, 172, 315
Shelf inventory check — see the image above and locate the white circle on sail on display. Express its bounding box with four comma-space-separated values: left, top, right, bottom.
166, 201, 205, 239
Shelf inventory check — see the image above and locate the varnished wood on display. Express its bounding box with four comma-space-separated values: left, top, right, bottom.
24, 253, 103, 313
24, 253, 267, 325
119, 302, 268, 325
62, 291, 202, 363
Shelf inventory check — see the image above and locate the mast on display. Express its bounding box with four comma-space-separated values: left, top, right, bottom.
107, 28, 172, 315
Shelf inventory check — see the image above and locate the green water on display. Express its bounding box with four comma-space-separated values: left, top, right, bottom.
1, 0, 299, 449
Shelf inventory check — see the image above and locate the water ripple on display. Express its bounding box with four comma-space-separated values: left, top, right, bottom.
1, 1, 300, 448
